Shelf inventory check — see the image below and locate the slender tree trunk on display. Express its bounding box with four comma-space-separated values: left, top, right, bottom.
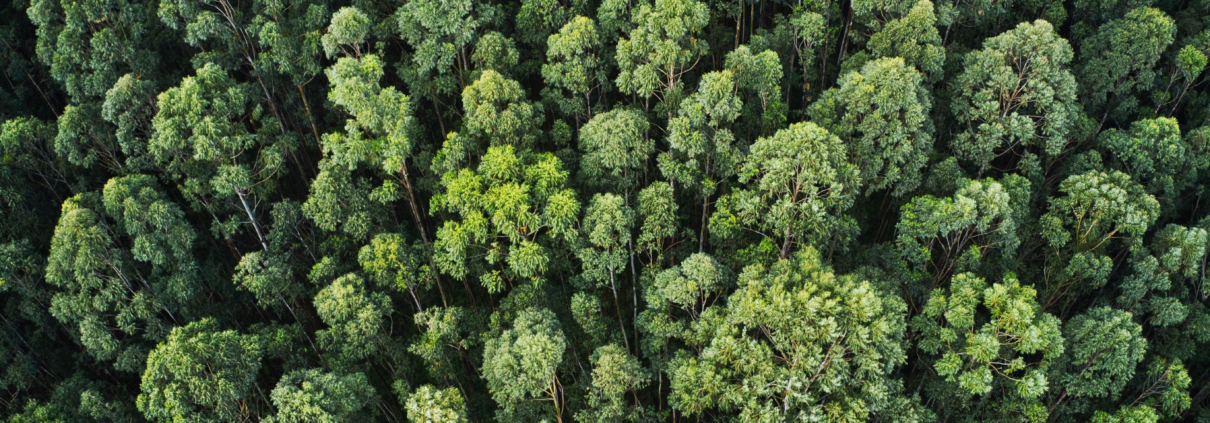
699, 196, 710, 252
399, 163, 452, 307
610, 270, 632, 352
236, 188, 269, 251
297, 84, 322, 148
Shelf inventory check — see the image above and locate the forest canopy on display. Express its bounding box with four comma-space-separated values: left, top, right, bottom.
2, 0, 1210, 420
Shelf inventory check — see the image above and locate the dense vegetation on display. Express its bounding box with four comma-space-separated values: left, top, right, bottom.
1, 0, 1210, 419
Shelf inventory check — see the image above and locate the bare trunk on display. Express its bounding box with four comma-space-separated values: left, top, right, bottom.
400, 164, 453, 307
610, 271, 632, 352
699, 196, 709, 252
236, 188, 269, 251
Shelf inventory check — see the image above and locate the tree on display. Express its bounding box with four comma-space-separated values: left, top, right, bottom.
614, 0, 710, 108
431, 145, 579, 290
543, 16, 609, 122
394, 0, 491, 109
575, 344, 650, 423
314, 273, 393, 370
431, 70, 545, 177
710, 122, 858, 258
579, 108, 652, 195
45, 176, 198, 371
578, 193, 636, 350
724, 45, 785, 135
404, 385, 468, 423
635, 181, 681, 266
26, 0, 157, 102
913, 273, 1064, 418
322, 7, 372, 59
666, 247, 908, 421
137, 318, 263, 422
896, 176, 1027, 294
950, 20, 1079, 171
481, 307, 568, 422
311, 52, 440, 276
867, 0, 944, 82
1048, 307, 1147, 416
409, 306, 481, 383
661, 70, 744, 250
1039, 171, 1159, 307
1098, 117, 1206, 209
1078, 7, 1175, 124
264, 369, 377, 423
809, 57, 933, 196
150, 63, 292, 251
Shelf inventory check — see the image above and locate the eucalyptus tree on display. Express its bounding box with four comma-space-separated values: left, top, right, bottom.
264, 369, 377, 422
481, 307, 568, 422
1079, 7, 1175, 125
313, 273, 394, 371
896, 176, 1028, 296
724, 45, 784, 136
150, 63, 292, 251
867, 0, 944, 82
431, 70, 545, 178
1047, 307, 1147, 418
614, 0, 710, 112
660, 70, 743, 250
137, 318, 263, 422
430, 71, 578, 293
1039, 170, 1159, 308
1116, 222, 1209, 327
395, 0, 494, 120
577, 193, 636, 350
667, 247, 909, 421
579, 108, 652, 197
431, 144, 580, 292
575, 344, 651, 423
45, 176, 199, 372
809, 57, 932, 196
912, 273, 1064, 420
404, 385, 469, 423
710, 122, 858, 259
950, 20, 1079, 172
543, 16, 610, 124
158, 0, 332, 129
1098, 117, 1206, 209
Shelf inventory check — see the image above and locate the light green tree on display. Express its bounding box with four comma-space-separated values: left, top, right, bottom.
578, 193, 636, 350
543, 16, 609, 123
1039, 170, 1159, 307
45, 176, 198, 372
913, 273, 1064, 418
867, 0, 944, 82
404, 385, 468, 423
431, 145, 579, 290
614, 0, 710, 110
1047, 307, 1147, 416
950, 20, 1079, 171
660, 70, 743, 250
579, 108, 652, 195
137, 318, 263, 422
314, 274, 393, 371
481, 307, 568, 422
575, 344, 650, 423
1098, 117, 1206, 209
667, 247, 908, 421
710, 122, 858, 258
809, 57, 932, 196
150, 63, 292, 251
264, 369, 376, 423
896, 176, 1027, 293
